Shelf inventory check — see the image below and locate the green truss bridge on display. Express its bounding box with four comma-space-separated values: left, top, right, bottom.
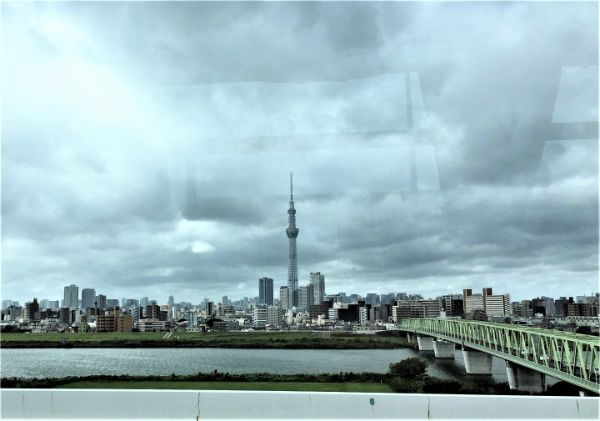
397, 318, 600, 394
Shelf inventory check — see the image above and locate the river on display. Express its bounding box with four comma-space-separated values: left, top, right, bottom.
2, 347, 553, 388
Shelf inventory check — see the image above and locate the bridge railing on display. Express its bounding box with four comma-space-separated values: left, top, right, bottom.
399, 318, 600, 393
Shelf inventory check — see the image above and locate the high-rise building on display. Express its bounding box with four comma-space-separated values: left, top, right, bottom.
168, 296, 175, 307
145, 303, 161, 319
365, 293, 379, 306
298, 284, 314, 311
279, 286, 289, 310
258, 277, 274, 305
568, 301, 598, 317
309, 272, 325, 306
463, 289, 484, 315
483, 289, 511, 318
206, 301, 215, 317
348, 294, 360, 304
441, 294, 464, 317
47, 300, 59, 310
267, 305, 283, 327
531, 296, 556, 316
391, 299, 440, 321
285, 173, 299, 308
24, 298, 40, 323
554, 297, 571, 317
59, 307, 71, 324
123, 299, 139, 309
63, 284, 79, 309
96, 294, 107, 310
105, 299, 119, 309
307, 298, 328, 319
464, 288, 510, 318
518, 300, 534, 317
81, 288, 96, 310
379, 293, 396, 305
6, 305, 22, 321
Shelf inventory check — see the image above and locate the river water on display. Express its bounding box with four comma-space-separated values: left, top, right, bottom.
0, 348, 533, 387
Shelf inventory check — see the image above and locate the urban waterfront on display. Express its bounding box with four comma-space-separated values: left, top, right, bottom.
0, 348, 555, 388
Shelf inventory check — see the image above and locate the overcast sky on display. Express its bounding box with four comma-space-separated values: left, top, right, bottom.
2, 1, 598, 305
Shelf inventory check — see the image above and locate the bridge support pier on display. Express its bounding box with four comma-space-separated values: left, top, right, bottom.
416, 335, 434, 351
406, 333, 416, 343
505, 361, 546, 394
433, 340, 455, 358
462, 347, 492, 374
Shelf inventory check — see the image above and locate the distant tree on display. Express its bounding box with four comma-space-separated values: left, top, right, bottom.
389, 357, 427, 379
471, 309, 488, 321
421, 379, 462, 394
544, 381, 593, 396
387, 378, 419, 393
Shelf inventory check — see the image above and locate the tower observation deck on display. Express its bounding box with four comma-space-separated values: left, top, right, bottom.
286, 173, 299, 308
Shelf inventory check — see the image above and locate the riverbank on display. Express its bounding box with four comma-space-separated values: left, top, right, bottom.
1, 372, 587, 396
55, 380, 394, 393
0, 372, 497, 395
0, 330, 417, 349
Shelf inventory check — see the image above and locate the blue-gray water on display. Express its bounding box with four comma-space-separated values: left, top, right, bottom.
0, 348, 539, 386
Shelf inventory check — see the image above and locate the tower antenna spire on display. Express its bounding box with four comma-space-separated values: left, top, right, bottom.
286, 172, 299, 309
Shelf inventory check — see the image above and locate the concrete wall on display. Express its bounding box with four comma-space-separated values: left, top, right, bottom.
2, 389, 598, 419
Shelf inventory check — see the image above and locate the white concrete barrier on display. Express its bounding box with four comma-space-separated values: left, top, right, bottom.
1, 389, 598, 419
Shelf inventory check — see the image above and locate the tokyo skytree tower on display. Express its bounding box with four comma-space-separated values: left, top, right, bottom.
286, 173, 299, 308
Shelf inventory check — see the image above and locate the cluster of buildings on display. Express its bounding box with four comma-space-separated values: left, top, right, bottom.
2, 175, 598, 333
1, 284, 598, 334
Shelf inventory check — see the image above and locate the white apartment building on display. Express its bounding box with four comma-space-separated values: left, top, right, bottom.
252, 306, 267, 327
464, 288, 511, 318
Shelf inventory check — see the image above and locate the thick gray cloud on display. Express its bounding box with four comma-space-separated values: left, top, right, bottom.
1, 1, 597, 304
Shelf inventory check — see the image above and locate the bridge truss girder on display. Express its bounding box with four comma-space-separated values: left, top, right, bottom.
398, 318, 600, 393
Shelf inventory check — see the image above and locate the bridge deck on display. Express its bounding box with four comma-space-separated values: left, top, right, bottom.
399, 318, 600, 393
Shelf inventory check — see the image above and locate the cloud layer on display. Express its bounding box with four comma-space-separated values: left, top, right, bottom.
2, 2, 598, 304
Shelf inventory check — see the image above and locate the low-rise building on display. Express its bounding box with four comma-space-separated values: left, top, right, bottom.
137, 319, 169, 332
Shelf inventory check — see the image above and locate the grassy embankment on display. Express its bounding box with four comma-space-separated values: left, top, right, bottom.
0, 367, 509, 395
2, 372, 586, 395
1, 372, 395, 393
54, 381, 392, 392
0, 330, 415, 349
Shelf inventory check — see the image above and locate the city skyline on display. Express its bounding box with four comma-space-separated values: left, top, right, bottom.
2, 2, 598, 305
3, 281, 598, 311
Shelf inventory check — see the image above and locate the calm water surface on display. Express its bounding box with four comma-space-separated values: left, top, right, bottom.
0, 348, 531, 386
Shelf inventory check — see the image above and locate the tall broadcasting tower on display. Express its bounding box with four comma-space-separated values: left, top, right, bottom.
286, 173, 299, 308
